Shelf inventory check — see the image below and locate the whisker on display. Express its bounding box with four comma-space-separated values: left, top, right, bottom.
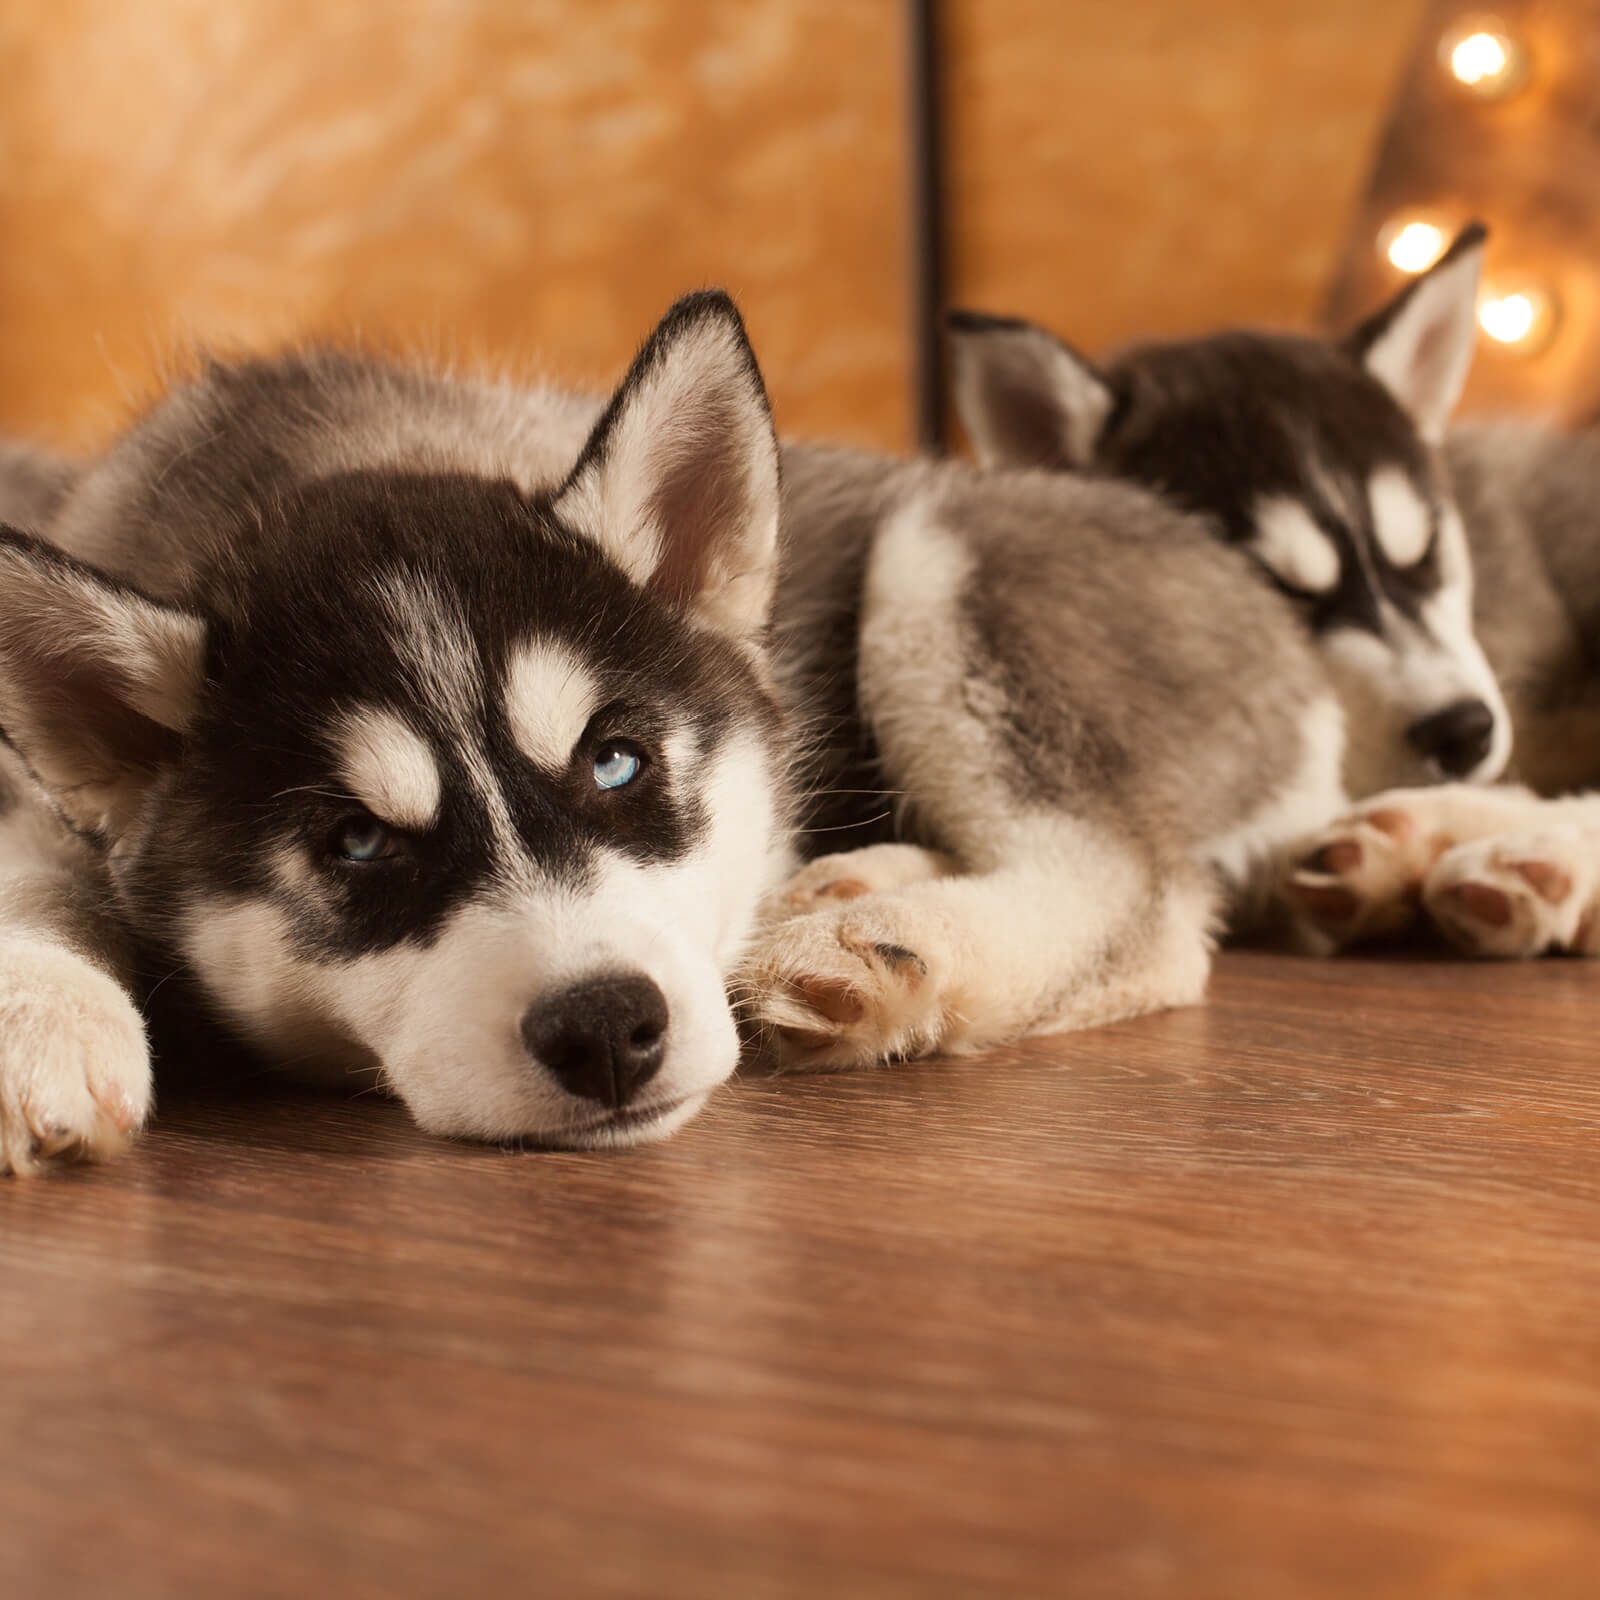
796, 811, 895, 834
272, 784, 355, 803
805, 787, 906, 799
141, 959, 191, 1003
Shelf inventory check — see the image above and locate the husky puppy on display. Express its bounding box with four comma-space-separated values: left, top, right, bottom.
948, 225, 1510, 799
0, 294, 793, 1170
0, 279, 1489, 1173
947, 222, 1600, 958
1289, 418, 1600, 957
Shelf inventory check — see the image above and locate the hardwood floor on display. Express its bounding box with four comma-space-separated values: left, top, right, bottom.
3, 951, 1597, 1598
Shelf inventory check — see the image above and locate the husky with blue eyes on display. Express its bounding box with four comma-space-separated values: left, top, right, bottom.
0, 294, 793, 1168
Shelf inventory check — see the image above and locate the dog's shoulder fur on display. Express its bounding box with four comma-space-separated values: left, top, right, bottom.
0, 439, 78, 532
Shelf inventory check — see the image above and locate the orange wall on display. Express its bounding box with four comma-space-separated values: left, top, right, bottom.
0, 1, 1424, 455
0, 1, 909, 452
946, 0, 1428, 355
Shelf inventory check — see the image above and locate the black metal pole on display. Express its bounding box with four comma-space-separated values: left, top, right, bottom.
907, 0, 947, 454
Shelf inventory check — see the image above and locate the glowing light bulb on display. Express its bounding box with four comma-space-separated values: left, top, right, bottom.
1439, 18, 1527, 98
1477, 284, 1558, 354
1382, 220, 1448, 274
1479, 292, 1534, 342
1451, 32, 1509, 83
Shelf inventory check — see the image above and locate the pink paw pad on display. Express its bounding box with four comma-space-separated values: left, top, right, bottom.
1308, 840, 1363, 875
1513, 860, 1572, 905
1438, 881, 1512, 929
784, 976, 865, 1028
813, 878, 869, 901
1363, 808, 1415, 843
1288, 882, 1362, 924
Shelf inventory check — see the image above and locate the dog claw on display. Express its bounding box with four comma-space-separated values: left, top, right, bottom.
870, 941, 927, 976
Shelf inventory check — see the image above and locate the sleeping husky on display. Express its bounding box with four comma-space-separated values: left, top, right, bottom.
950, 223, 1600, 957
0, 278, 1501, 1173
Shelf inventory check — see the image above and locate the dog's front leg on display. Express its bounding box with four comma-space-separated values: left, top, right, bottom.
746, 826, 1217, 1069
1285, 783, 1600, 956
0, 749, 151, 1174
1422, 812, 1600, 956
748, 498, 1224, 1068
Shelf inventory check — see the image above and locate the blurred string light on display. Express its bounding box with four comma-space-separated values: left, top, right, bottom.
1379, 218, 1449, 273
1438, 17, 1529, 99
1365, 16, 1557, 364
1375, 213, 1561, 358
1477, 283, 1559, 353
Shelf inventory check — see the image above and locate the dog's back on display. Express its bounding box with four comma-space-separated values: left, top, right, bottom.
778, 442, 1332, 869
1444, 421, 1600, 794
0, 439, 77, 532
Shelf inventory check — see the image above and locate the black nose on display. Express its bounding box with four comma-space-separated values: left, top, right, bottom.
521, 974, 668, 1108
1406, 698, 1495, 777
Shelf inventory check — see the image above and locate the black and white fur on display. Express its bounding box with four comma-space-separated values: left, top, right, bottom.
949, 223, 1600, 957
0, 294, 792, 1169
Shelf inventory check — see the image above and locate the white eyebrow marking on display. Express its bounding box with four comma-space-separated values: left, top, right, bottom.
504, 639, 599, 772
1252, 497, 1341, 594
1368, 467, 1434, 569
334, 709, 441, 831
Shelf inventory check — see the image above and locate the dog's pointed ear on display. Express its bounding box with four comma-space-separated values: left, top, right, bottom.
948, 310, 1115, 469
552, 291, 781, 644
0, 531, 208, 838
1346, 222, 1487, 444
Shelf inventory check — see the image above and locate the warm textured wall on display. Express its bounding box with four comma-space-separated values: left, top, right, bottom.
945, 0, 1429, 356
0, 1, 909, 452
1327, 0, 1600, 422
0, 1, 1425, 456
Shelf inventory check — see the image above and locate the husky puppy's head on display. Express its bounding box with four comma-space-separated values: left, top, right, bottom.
0, 293, 790, 1148
949, 225, 1512, 796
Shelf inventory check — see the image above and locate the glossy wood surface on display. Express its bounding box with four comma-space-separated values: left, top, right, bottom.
4, 951, 1596, 1598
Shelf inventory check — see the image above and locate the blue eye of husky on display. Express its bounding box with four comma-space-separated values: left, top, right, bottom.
592, 741, 643, 791
334, 815, 395, 863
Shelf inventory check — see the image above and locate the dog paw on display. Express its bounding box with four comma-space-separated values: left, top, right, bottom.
745, 898, 949, 1069
1423, 829, 1599, 958
763, 844, 954, 924
0, 940, 153, 1176
1285, 800, 1444, 946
